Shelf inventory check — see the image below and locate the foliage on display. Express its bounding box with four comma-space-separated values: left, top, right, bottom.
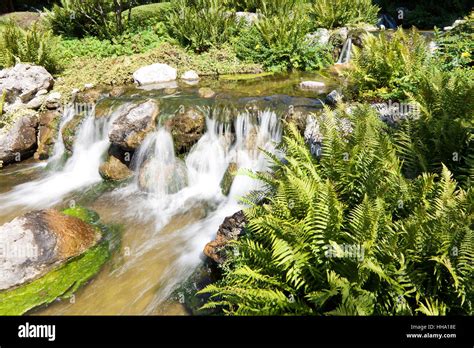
200, 105, 474, 315
229, 0, 303, 15
0, 20, 61, 73
167, 0, 241, 53
45, 0, 135, 39
310, 0, 379, 29
394, 67, 474, 186
234, 6, 333, 72
434, 12, 474, 71
347, 28, 430, 101
124, 2, 172, 32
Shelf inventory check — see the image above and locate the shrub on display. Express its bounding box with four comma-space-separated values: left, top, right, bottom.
394, 67, 474, 185
167, 0, 240, 53
434, 12, 473, 71
347, 28, 430, 101
124, 2, 172, 32
234, 7, 333, 71
200, 106, 474, 316
0, 21, 61, 73
310, 0, 380, 29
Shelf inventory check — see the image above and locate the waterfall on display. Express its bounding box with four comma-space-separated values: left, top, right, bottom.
336, 37, 352, 64
0, 104, 117, 212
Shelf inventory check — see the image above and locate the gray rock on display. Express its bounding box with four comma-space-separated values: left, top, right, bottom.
109, 100, 160, 151
133, 63, 177, 86
181, 70, 199, 81
0, 109, 38, 166
300, 81, 326, 91
0, 64, 54, 105
45, 91, 62, 109
0, 209, 100, 291
325, 90, 343, 106
306, 28, 330, 46
235, 12, 259, 25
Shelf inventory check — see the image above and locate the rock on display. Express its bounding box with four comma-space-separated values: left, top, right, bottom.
306, 28, 330, 46
36, 89, 48, 97
325, 90, 343, 106
34, 110, 61, 160
198, 87, 216, 99
84, 83, 95, 89
0, 109, 38, 166
284, 109, 309, 133
75, 88, 102, 104
166, 107, 206, 154
138, 157, 187, 194
0, 64, 54, 105
181, 70, 199, 81
25, 95, 46, 110
45, 92, 61, 110
61, 113, 86, 152
0, 209, 101, 291
99, 155, 133, 181
220, 162, 237, 196
204, 211, 247, 264
133, 63, 177, 86
235, 12, 259, 25
300, 81, 326, 91
109, 100, 160, 151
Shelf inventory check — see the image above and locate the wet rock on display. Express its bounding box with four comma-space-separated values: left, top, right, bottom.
133, 63, 177, 86
325, 90, 343, 106
0, 209, 101, 291
137, 157, 187, 194
284, 109, 309, 134
181, 70, 199, 81
34, 109, 61, 160
0, 64, 54, 105
61, 112, 86, 152
220, 162, 237, 196
75, 88, 102, 104
204, 211, 247, 264
109, 100, 160, 151
198, 87, 216, 99
0, 109, 38, 166
99, 155, 133, 181
166, 107, 206, 155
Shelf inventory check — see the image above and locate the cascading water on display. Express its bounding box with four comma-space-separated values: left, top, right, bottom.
336, 37, 353, 64
0, 103, 116, 213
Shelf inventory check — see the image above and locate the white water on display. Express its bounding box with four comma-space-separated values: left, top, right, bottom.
0, 104, 115, 212
336, 37, 352, 64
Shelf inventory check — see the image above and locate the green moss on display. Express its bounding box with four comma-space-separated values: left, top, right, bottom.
0, 242, 109, 315
62, 206, 100, 225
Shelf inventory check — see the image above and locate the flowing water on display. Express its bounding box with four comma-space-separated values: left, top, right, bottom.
0, 81, 298, 314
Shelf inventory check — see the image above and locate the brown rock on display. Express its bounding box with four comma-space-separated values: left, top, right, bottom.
166, 107, 206, 155
99, 156, 134, 181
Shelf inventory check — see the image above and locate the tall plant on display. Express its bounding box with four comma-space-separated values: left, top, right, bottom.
311, 0, 379, 29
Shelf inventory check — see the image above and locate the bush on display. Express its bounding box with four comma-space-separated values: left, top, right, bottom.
124, 2, 172, 32
45, 0, 134, 39
0, 20, 61, 73
167, 0, 240, 53
434, 12, 473, 71
234, 7, 333, 71
347, 28, 430, 101
310, 0, 379, 29
395, 67, 474, 185
200, 106, 474, 316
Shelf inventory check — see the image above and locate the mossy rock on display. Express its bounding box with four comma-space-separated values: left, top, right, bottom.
61, 112, 87, 152
0, 206, 118, 315
220, 162, 238, 196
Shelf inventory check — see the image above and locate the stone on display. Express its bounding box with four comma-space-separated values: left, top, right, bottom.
25, 95, 46, 110
45, 92, 61, 110
99, 155, 134, 181
0, 64, 54, 105
0, 109, 38, 166
133, 63, 177, 86
198, 87, 216, 99
204, 211, 247, 264
137, 157, 188, 194
109, 100, 160, 151
165, 107, 206, 155
181, 70, 199, 81
325, 90, 343, 106
34, 110, 61, 160
0, 209, 101, 291
300, 81, 326, 91
235, 12, 259, 25
220, 162, 238, 196
306, 28, 330, 46
61, 113, 86, 152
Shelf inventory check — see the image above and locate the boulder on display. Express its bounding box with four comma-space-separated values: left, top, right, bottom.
198, 87, 216, 99
61, 112, 87, 152
204, 211, 247, 264
133, 63, 177, 86
0, 64, 54, 105
284, 109, 309, 133
138, 157, 188, 194
220, 162, 238, 196
300, 81, 327, 92
99, 155, 134, 181
166, 107, 206, 155
109, 100, 160, 151
306, 28, 330, 46
0, 209, 101, 291
34, 110, 61, 160
45, 91, 62, 110
325, 90, 343, 106
181, 70, 200, 81
0, 109, 38, 166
